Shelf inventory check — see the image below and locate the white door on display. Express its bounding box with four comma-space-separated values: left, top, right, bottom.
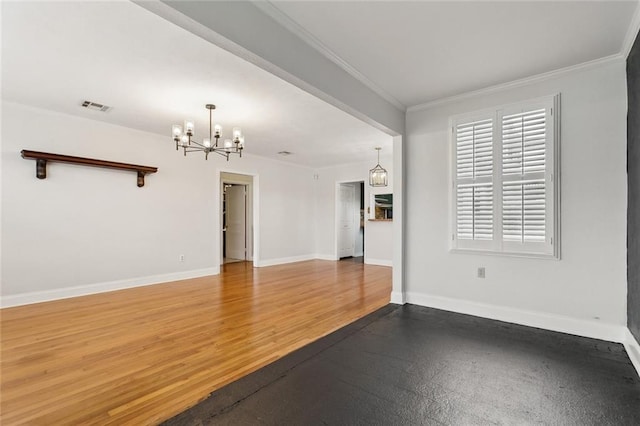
226, 185, 246, 260
338, 184, 356, 258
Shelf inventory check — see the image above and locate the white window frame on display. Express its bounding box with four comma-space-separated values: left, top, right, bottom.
450, 94, 561, 259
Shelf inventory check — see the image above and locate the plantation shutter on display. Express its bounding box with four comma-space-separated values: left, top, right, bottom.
502, 179, 545, 242
451, 94, 558, 258
501, 108, 548, 245
456, 119, 493, 180
502, 108, 546, 176
456, 183, 493, 240
454, 118, 494, 246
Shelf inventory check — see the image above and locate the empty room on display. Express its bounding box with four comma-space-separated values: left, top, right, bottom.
1, 1, 639, 424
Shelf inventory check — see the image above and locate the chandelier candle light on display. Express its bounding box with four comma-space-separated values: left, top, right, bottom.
369, 147, 388, 187
172, 104, 245, 161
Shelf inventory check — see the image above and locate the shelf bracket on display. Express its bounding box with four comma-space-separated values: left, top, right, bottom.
36, 158, 47, 179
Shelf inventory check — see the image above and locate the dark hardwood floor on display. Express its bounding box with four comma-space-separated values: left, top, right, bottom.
165, 304, 640, 425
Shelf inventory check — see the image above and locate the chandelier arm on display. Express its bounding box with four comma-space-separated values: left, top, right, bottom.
190, 140, 206, 148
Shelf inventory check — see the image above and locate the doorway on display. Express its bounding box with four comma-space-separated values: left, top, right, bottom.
221, 172, 254, 265
337, 181, 364, 261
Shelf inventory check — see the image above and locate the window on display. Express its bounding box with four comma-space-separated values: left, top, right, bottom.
373, 194, 393, 220
451, 94, 560, 258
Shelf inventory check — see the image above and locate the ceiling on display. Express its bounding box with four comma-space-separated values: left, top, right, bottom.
2, 1, 638, 168
270, 0, 638, 107
1, 1, 391, 169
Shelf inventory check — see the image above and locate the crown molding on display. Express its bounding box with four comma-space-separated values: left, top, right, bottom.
407, 54, 624, 113
622, 0, 640, 59
253, 1, 406, 112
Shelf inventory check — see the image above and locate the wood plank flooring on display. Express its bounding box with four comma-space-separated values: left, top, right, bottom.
0, 260, 391, 425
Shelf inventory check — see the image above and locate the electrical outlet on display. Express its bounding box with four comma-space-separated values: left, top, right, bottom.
477, 267, 485, 278
179, 254, 185, 262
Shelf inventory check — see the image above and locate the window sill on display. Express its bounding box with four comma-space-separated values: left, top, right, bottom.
449, 248, 559, 260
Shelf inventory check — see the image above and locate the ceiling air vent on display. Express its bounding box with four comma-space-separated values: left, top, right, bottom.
81, 100, 112, 112
278, 151, 293, 156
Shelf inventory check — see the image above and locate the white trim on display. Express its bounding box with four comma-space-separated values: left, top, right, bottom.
335, 179, 367, 261
364, 258, 393, 267
622, 0, 640, 59
0, 267, 220, 309
315, 254, 339, 261
220, 169, 260, 265
217, 169, 260, 267
449, 248, 560, 260
408, 55, 623, 112
254, 254, 316, 268
253, 1, 406, 112
390, 291, 405, 305
624, 328, 640, 378
405, 291, 626, 343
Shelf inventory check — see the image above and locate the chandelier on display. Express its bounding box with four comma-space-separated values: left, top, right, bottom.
369, 147, 388, 187
172, 104, 244, 161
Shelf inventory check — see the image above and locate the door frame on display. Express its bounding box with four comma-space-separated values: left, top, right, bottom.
224, 183, 248, 261
216, 170, 259, 266
334, 179, 365, 260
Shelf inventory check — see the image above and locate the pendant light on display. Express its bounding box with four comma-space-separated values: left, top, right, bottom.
369, 147, 388, 187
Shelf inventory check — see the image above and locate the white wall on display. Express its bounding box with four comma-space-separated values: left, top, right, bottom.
404, 60, 628, 338
314, 157, 393, 266
1, 102, 315, 304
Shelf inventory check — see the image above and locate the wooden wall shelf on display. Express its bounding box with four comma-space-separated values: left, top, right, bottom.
21, 150, 158, 187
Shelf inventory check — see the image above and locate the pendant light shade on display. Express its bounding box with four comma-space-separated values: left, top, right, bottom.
369, 147, 388, 187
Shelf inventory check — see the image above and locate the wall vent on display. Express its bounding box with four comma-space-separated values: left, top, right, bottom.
81, 100, 112, 112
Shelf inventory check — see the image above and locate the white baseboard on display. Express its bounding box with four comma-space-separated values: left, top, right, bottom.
390, 291, 405, 304
314, 253, 338, 261
254, 254, 316, 268
1, 267, 220, 309
404, 291, 626, 343
624, 328, 640, 378
364, 258, 393, 267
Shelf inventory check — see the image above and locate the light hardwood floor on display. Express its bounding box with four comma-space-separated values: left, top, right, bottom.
1, 260, 391, 425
